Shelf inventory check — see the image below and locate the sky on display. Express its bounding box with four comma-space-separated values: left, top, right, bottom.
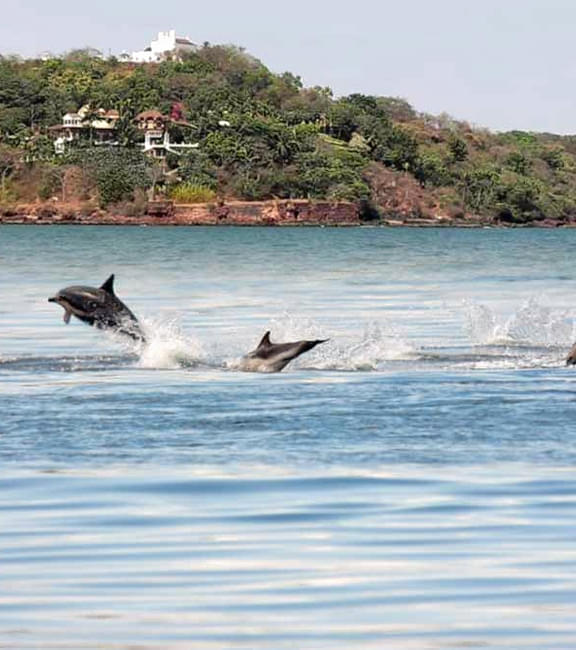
2, 0, 575, 134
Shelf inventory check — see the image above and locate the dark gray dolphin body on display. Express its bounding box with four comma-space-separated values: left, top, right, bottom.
239, 331, 328, 373
48, 274, 145, 343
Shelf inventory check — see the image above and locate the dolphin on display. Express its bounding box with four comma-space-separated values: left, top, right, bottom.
567, 345, 576, 366
48, 274, 145, 343
238, 331, 328, 373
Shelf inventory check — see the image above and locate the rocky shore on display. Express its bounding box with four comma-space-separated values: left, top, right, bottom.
0, 200, 359, 226
0, 199, 571, 227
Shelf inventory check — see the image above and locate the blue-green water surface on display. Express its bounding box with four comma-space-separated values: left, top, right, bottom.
1, 225, 576, 649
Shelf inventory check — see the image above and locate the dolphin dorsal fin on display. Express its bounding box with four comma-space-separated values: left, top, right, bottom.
100, 274, 115, 294
257, 331, 272, 350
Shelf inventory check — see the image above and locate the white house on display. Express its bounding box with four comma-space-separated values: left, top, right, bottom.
134, 110, 199, 157
121, 30, 197, 63
51, 106, 119, 154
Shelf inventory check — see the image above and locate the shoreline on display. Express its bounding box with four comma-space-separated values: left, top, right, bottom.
0, 199, 572, 228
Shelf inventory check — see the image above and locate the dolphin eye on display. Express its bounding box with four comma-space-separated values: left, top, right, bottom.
88, 301, 99, 310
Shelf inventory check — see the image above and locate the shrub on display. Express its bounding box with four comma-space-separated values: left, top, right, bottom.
447, 136, 468, 162
504, 151, 531, 175
327, 181, 371, 201
0, 179, 16, 203
541, 147, 565, 170
169, 182, 216, 203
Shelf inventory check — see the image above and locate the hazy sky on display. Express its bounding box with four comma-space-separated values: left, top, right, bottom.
2, 0, 575, 133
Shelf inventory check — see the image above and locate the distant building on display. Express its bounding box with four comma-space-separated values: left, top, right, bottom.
134, 109, 198, 157
120, 30, 197, 63
50, 106, 119, 154
50, 103, 198, 157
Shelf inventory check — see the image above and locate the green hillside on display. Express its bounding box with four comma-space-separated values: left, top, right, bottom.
1, 44, 576, 223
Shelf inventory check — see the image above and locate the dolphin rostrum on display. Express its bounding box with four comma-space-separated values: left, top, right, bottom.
238, 331, 328, 373
48, 274, 145, 343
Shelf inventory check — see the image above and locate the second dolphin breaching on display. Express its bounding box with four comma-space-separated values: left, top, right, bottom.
237, 331, 327, 373
48, 274, 327, 373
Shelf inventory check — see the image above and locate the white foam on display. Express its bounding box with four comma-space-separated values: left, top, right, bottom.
462, 298, 574, 348
129, 316, 207, 370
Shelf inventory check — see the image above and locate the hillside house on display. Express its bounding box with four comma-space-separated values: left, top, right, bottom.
51, 104, 199, 157
50, 106, 119, 153
134, 109, 198, 157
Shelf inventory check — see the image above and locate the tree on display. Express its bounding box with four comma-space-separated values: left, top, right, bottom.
448, 136, 468, 163
504, 151, 531, 175
415, 151, 452, 187
360, 116, 419, 171
375, 97, 416, 122
70, 148, 152, 206
0, 144, 19, 199
177, 151, 218, 189
459, 166, 502, 213
541, 147, 565, 170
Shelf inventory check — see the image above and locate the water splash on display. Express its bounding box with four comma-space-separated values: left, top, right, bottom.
463, 298, 574, 348
46, 303, 570, 374
128, 316, 207, 369
252, 313, 417, 371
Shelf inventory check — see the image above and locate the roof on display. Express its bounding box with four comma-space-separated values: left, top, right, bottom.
91, 120, 115, 130
175, 37, 194, 45
135, 110, 166, 120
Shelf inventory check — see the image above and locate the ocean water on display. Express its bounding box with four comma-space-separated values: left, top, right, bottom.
1, 225, 576, 649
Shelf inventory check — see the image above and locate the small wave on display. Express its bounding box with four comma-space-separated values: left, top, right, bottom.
0, 354, 133, 373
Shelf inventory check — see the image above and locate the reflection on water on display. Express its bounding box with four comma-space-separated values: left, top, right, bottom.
2, 469, 576, 649
2, 226, 576, 648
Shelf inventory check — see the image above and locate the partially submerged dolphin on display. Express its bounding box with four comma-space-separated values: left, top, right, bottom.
238, 331, 328, 373
48, 274, 145, 343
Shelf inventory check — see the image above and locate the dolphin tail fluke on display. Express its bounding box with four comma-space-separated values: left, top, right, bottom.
303, 339, 329, 353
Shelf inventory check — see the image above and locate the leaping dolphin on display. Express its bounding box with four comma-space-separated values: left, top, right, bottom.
48, 274, 145, 343
238, 331, 328, 373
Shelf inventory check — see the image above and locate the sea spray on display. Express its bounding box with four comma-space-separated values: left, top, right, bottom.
462, 297, 574, 348
129, 316, 208, 369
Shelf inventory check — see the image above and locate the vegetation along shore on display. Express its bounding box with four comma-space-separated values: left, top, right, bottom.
2, 43, 576, 227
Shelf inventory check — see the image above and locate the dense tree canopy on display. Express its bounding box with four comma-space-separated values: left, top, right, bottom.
2, 44, 576, 222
